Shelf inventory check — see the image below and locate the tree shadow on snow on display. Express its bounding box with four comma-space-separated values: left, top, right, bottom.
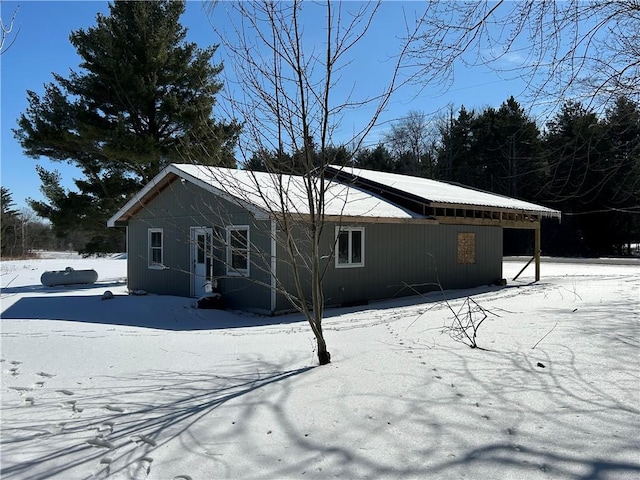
0, 358, 314, 480
1, 315, 638, 479
323, 283, 511, 317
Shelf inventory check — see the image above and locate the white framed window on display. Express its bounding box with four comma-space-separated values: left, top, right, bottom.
226, 225, 250, 276
335, 226, 365, 268
148, 228, 164, 269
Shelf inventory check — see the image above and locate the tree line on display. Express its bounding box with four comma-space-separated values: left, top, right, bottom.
5, 0, 638, 365
1, 187, 71, 258
351, 96, 640, 257
9, 0, 639, 258
245, 95, 640, 257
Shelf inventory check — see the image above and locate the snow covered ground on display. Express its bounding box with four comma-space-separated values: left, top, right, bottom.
1, 254, 638, 480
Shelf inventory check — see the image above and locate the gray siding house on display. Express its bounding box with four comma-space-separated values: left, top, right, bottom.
107, 164, 560, 314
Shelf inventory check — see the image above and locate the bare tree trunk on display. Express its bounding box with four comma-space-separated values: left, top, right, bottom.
206, 0, 424, 364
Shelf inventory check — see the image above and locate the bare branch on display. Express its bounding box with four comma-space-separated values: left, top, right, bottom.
411, 1, 640, 113
0, 2, 19, 55
197, 1, 426, 364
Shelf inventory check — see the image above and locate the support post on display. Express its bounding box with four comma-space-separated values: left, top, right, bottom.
513, 256, 535, 281
534, 225, 541, 282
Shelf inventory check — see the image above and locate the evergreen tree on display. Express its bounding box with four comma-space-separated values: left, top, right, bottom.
14, 0, 240, 253
467, 105, 499, 191
542, 102, 603, 205
436, 106, 475, 183
541, 101, 608, 255
243, 143, 350, 176
1, 187, 17, 218
541, 98, 640, 256
472, 97, 544, 199
599, 97, 640, 254
1, 187, 19, 256
352, 144, 395, 172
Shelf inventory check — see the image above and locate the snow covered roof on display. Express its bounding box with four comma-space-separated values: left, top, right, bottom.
329, 166, 561, 218
108, 163, 561, 227
107, 164, 418, 227
176, 164, 420, 219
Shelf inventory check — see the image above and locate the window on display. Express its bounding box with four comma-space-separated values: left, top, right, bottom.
148, 228, 164, 269
226, 226, 250, 276
335, 226, 364, 268
457, 232, 476, 264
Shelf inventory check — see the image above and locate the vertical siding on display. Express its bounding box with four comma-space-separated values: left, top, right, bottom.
124, 177, 504, 313
272, 224, 313, 313
274, 221, 503, 311
126, 179, 272, 312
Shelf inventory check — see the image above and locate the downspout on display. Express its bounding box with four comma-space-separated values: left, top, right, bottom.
270, 219, 277, 314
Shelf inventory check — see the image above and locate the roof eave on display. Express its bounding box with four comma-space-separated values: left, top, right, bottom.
106, 167, 179, 228
328, 165, 562, 220
106, 164, 271, 228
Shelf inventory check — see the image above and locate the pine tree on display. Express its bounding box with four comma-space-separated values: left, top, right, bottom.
541, 101, 608, 255
599, 97, 640, 254
472, 97, 544, 199
353, 144, 395, 173
1, 187, 19, 257
14, 0, 240, 253
436, 106, 475, 183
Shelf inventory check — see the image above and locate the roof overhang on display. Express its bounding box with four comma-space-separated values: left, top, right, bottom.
108, 164, 561, 229
426, 203, 549, 229
107, 164, 270, 227
325, 165, 561, 227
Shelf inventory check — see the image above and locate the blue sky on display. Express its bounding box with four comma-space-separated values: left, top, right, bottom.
1, 1, 530, 211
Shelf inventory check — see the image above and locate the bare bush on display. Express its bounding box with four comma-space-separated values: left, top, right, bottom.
442, 296, 498, 349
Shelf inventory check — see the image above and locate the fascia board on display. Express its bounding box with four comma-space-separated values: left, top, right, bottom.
107, 165, 270, 227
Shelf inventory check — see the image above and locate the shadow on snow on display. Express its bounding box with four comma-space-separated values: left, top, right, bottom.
0, 359, 314, 480
0, 284, 516, 331
0, 293, 304, 331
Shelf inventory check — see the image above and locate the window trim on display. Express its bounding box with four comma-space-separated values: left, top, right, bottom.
335, 226, 365, 268
148, 228, 164, 270
226, 225, 250, 276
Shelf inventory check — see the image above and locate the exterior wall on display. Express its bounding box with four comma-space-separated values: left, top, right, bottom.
272, 224, 314, 313
274, 221, 503, 312
125, 179, 503, 314
126, 179, 273, 312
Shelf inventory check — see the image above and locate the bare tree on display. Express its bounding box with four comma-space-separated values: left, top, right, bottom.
0, 1, 19, 55
200, 1, 423, 364
409, 0, 639, 252
383, 110, 437, 176
411, 1, 640, 112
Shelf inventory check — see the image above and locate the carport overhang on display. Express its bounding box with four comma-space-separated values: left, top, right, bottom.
427, 203, 559, 282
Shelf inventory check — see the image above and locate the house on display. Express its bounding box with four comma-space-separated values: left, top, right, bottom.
107, 164, 560, 314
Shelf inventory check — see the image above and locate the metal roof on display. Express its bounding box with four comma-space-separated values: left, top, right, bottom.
107, 164, 418, 227
108, 164, 561, 227
330, 166, 561, 218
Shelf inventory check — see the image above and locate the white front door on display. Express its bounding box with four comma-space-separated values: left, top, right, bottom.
191, 227, 213, 297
